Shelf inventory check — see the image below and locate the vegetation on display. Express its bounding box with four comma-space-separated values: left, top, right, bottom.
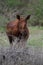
27, 26, 43, 47
0, 26, 43, 47
0, 0, 43, 47
0, 0, 43, 26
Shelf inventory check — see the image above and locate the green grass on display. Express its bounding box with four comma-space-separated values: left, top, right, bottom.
0, 27, 5, 32
27, 26, 43, 47
0, 26, 43, 47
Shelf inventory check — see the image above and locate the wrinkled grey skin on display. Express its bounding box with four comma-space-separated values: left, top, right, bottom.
0, 46, 43, 65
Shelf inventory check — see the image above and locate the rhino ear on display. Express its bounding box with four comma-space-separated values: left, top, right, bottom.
16, 15, 20, 20
25, 15, 31, 21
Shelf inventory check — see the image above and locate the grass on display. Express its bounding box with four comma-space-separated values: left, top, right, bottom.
27, 26, 43, 47
0, 26, 43, 47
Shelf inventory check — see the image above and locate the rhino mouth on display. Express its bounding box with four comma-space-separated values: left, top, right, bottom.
19, 31, 27, 39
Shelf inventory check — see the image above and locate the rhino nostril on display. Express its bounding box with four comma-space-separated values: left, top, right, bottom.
24, 31, 27, 36
22, 31, 27, 36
